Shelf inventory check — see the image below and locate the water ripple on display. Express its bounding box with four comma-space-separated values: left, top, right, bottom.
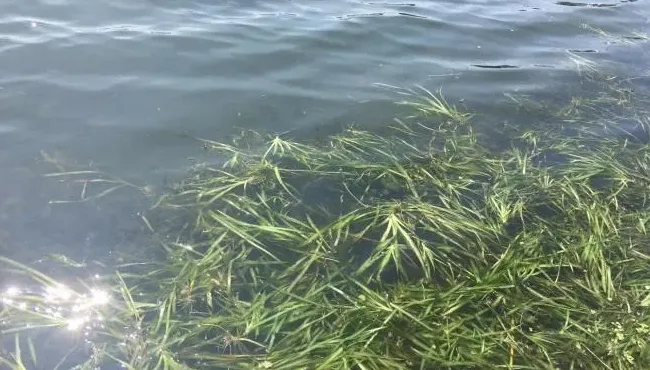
0, 1, 648, 268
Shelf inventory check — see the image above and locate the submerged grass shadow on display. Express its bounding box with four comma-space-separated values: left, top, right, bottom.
2, 76, 650, 369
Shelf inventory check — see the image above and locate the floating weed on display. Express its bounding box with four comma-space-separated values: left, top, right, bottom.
581, 24, 649, 45
567, 50, 601, 78
376, 83, 473, 125
41, 150, 154, 204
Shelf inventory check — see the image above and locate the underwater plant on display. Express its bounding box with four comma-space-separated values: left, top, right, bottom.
2, 60, 650, 370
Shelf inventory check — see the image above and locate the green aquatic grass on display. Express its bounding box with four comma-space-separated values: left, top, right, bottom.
3, 77, 650, 369
377, 84, 473, 125
40, 149, 154, 204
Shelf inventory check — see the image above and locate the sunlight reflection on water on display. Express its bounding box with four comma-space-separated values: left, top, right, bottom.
1, 281, 110, 333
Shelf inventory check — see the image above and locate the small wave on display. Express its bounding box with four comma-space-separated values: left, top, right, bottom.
472, 64, 518, 69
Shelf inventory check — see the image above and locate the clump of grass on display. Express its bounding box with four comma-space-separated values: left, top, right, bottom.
3, 84, 650, 370
377, 84, 473, 125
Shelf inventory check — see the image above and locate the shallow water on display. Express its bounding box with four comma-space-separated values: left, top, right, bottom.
0, 0, 648, 295
0, 0, 650, 260
0, 0, 647, 264
0, 0, 649, 366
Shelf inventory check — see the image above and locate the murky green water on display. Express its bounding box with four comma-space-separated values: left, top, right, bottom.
0, 0, 648, 272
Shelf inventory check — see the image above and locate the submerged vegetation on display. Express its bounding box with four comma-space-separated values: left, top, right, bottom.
2, 62, 650, 369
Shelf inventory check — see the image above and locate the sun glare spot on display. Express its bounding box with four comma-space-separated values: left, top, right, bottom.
66, 316, 88, 331
90, 288, 110, 306
5, 286, 21, 297
45, 284, 73, 302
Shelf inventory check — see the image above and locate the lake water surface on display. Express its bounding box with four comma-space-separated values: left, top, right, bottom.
1, 0, 649, 367
0, 0, 649, 309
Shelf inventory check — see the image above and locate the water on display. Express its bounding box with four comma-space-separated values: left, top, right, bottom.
0, 0, 648, 364
0, 0, 647, 261
0, 0, 648, 276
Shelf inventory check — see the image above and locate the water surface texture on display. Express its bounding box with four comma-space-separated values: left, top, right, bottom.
0, 0, 648, 260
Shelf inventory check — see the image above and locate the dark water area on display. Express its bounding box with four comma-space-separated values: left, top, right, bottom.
0, 0, 648, 365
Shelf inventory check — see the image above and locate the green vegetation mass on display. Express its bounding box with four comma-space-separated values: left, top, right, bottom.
2, 72, 650, 370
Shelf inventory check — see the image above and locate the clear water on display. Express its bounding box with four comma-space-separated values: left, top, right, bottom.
2, 0, 648, 263
1, 1, 648, 261
0, 0, 649, 366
